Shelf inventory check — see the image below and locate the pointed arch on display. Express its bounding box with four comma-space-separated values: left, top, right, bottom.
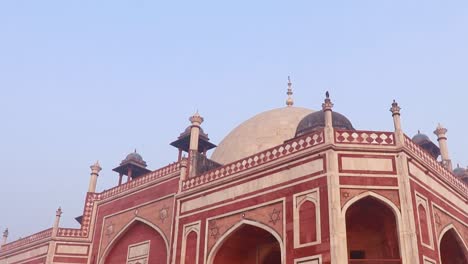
341, 191, 401, 218
417, 204, 431, 245
206, 219, 284, 264
298, 199, 318, 244
342, 191, 403, 262
181, 222, 201, 264
99, 217, 169, 264
438, 224, 468, 264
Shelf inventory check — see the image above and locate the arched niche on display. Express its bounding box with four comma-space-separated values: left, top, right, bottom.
207, 220, 284, 264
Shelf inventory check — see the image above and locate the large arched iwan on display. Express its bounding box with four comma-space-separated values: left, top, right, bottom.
210, 223, 282, 264
104, 221, 167, 264
345, 196, 401, 262
439, 227, 468, 264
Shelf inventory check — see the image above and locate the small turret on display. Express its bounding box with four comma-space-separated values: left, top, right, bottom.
412, 131, 440, 159
113, 150, 151, 184
171, 111, 219, 177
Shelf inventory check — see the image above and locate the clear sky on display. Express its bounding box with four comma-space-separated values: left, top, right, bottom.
0, 1, 467, 240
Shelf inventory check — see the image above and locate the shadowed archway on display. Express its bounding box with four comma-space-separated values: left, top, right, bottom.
101, 219, 168, 264
439, 227, 468, 264
345, 196, 401, 263
208, 221, 283, 264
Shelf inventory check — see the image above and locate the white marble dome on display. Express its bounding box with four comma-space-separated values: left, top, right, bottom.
211, 106, 314, 164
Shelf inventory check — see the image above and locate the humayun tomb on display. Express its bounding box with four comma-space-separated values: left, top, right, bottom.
0, 80, 467, 264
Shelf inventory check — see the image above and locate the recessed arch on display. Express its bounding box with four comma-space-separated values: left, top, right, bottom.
206, 219, 284, 264
438, 224, 468, 264
99, 217, 169, 264
342, 191, 402, 262
298, 199, 318, 244
417, 204, 431, 245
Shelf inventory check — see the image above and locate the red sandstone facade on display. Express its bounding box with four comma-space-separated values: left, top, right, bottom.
0, 95, 467, 264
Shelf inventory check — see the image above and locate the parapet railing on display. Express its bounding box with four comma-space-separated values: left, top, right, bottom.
182, 130, 325, 190
96, 162, 180, 200
335, 129, 395, 146
0, 228, 52, 252
404, 135, 468, 196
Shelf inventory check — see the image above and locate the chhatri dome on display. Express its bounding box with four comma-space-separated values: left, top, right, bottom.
211, 79, 354, 164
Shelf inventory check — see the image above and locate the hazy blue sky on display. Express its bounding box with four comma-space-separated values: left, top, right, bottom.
1, 1, 467, 240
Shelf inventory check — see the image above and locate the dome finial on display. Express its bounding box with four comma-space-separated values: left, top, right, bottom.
286, 76, 294, 107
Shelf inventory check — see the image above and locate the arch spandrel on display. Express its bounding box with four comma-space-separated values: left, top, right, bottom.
340, 188, 401, 211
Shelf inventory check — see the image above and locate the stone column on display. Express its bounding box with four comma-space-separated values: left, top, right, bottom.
52, 207, 62, 237
434, 124, 452, 170
88, 161, 102, 193
322, 91, 334, 143
179, 157, 189, 192
390, 101, 420, 264
390, 100, 404, 146
189, 111, 203, 177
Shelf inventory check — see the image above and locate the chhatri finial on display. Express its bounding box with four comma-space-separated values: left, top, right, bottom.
322, 91, 333, 111
390, 99, 401, 116
56, 206, 63, 217
286, 76, 294, 107
189, 110, 204, 126
434, 123, 447, 136
90, 160, 102, 174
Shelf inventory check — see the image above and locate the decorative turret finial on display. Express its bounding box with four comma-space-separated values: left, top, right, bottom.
390, 99, 401, 116
322, 91, 334, 111
1, 228, 8, 246
90, 161, 102, 174
189, 110, 204, 126
286, 76, 294, 107
434, 123, 448, 137
56, 207, 62, 217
